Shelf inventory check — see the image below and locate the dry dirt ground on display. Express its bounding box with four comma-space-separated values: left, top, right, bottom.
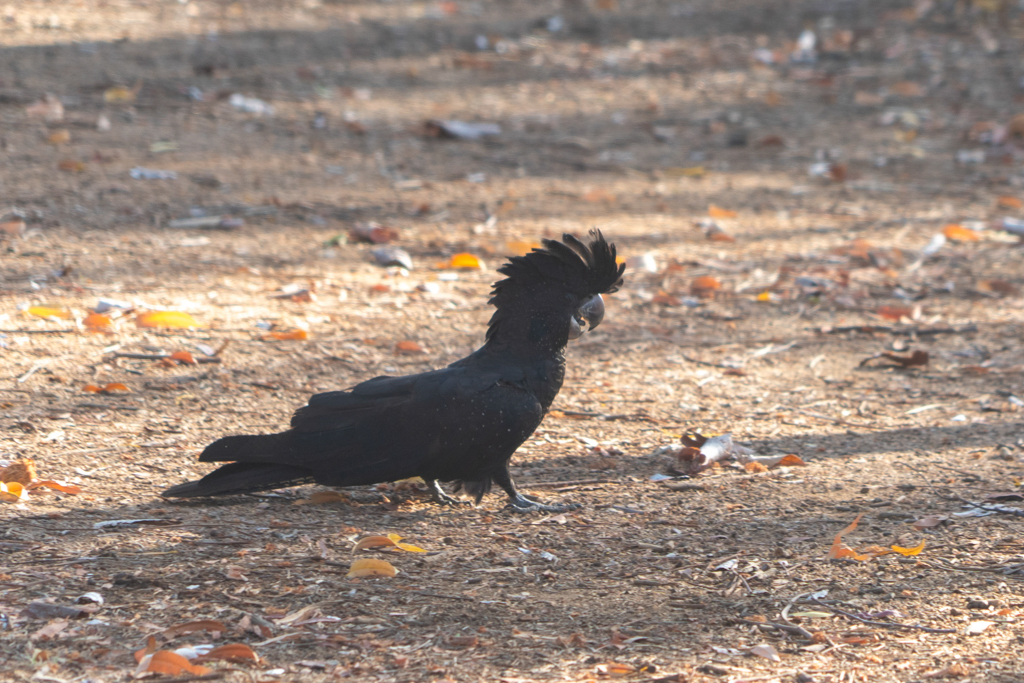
3, 1, 1024, 682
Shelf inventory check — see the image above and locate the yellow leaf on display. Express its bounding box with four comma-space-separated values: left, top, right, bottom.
104, 86, 137, 104
891, 540, 926, 556
352, 535, 399, 552
135, 311, 200, 329
0, 481, 27, 503
83, 313, 112, 330
295, 490, 348, 505
267, 329, 309, 341
449, 253, 484, 269
506, 240, 541, 256
387, 533, 427, 553
708, 204, 737, 219
27, 306, 72, 319
346, 558, 398, 578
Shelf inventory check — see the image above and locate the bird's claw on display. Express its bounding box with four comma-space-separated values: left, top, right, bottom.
506, 494, 580, 513
427, 481, 472, 507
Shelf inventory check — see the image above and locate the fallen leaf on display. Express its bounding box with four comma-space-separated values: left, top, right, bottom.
136, 311, 200, 329
32, 619, 69, 640
353, 535, 399, 551
267, 329, 310, 341
195, 643, 260, 664
506, 240, 541, 256
663, 166, 705, 177
890, 81, 925, 97
891, 540, 926, 556
744, 462, 769, 473
163, 620, 226, 639
651, 291, 682, 306
777, 454, 806, 466
386, 533, 427, 553
47, 129, 71, 145
395, 340, 426, 355
977, 279, 1020, 296
924, 663, 970, 678
997, 196, 1023, 209
749, 643, 781, 662
136, 650, 211, 676
0, 481, 28, 503
224, 566, 248, 581
26, 306, 72, 319
966, 620, 994, 635
583, 189, 616, 204
448, 636, 479, 648
943, 224, 980, 242
913, 515, 947, 529
876, 305, 915, 321
346, 558, 398, 578
691, 275, 722, 296
83, 313, 112, 330
874, 350, 929, 368
827, 513, 864, 560
708, 204, 737, 219
103, 85, 137, 104
295, 490, 348, 505
448, 253, 484, 269
0, 459, 37, 485
58, 159, 87, 173
28, 480, 82, 495
349, 222, 398, 244
170, 351, 197, 365
595, 662, 635, 677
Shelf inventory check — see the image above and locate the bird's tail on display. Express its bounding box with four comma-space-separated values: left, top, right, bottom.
162, 433, 313, 498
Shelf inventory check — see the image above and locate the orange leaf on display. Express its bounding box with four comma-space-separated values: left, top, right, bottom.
0, 481, 27, 502
691, 276, 722, 295
353, 535, 399, 552
877, 305, 914, 321
101, 383, 130, 393
58, 159, 86, 173
346, 558, 398, 578
449, 253, 483, 269
196, 643, 259, 664
83, 313, 112, 330
83, 384, 103, 393
942, 224, 979, 242
27, 306, 72, 319
28, 480, 82, 495
139, 650, 211, 676
506, 240, 541, 256
777, 454, 806, 466
827, 513, 863, 559
651, 291, 681, 306
583, 189, 616, 204
596, 662, 636, 677
705, 224, 736, 242
169, 351, 197, 365
135, 311, 200, 329
295, 490, 348, 505
708, 205, 737, 219
395, 340, 425, 355
891, 539, 925, 556
47, 129, 71, 145
997, 196, 1023, 209
134, 636, 158, 663
268, 329, 309, 341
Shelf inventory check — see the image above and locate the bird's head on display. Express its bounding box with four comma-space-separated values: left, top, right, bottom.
485, 230, 626, 351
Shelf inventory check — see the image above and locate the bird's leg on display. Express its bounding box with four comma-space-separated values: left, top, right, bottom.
492, 467, 580, 513
426, 479, 471, 506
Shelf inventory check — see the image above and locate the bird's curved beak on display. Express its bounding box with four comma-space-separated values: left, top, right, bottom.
568, 294, 605, 340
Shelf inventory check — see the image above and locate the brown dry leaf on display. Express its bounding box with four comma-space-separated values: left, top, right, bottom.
295, 490, 348, 505
827, 513, 864, 559
0, 219, 27, 238
744, 461, 769, 473
395, 340, 426, 355
268, 329, 310, 341
195, 643, 259, 664
891, 540, 926, 556
876, 305, 915, 321
170, 350, 197, 365
651, 291, 682, 306
506, 240, 540, 256
878, 350, 930, 368
448, 636, 479, 648
28, 480, 82, 495
58, 159, 86, 173
703, 223, 736, 242
32, 619, 69, 640
349, 222, 398, 244
163, 620, 226, 639
708, 204, 737, 219
83, 313, 112, 331
0, 459, 37, 485
448, 253, 484, 269
691, 275, 722, 296
583, 188, 616, 204
595, 662, 635, 677
942, 224, 980, 242
924, 663, 970, 678
47, 129, 71, 145
347, 558, 398, 578
27, 306, 72, 319
224, 566, 248, 581
997, 196, 1023, 209
977, 279, 1020, 296
136, 650, 211, 677
0, 481, 28, 503
136, 311, 200, 329
890, 81, 925, 97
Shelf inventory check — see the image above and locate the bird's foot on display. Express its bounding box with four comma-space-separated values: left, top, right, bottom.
427, 480, 472, 507
506, 494, 581, 513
